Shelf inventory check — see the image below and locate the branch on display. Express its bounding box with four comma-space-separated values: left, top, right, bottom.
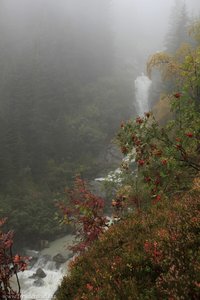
9, 246, 21, 297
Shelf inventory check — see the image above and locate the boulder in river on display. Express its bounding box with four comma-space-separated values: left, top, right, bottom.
53, 253, 66, 264
35, 267, 47, 278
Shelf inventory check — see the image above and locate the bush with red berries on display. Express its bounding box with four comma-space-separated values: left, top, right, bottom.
55, 191, 200, 300
116, 91, 200, 209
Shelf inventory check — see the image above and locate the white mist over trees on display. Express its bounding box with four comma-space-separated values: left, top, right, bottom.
0, 0, 131, 247
0, 0, 199, 248
114, 0, 200, 71
113, 0, 173, 71
0, 0, 114, 183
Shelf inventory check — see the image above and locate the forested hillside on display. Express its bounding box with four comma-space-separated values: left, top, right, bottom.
0, 0, 134, 248
0, 1, 200, 299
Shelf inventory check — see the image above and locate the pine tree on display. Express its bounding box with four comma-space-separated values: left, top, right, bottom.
165, 0, 190, 53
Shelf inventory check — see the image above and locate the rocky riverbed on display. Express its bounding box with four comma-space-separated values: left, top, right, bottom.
12, 234, 75, 300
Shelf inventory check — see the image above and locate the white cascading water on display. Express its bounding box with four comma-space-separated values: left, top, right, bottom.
18, 258, 66, 300
95, 73, 152, 183
13, 235, 75, 300
134, 73, 152, 116
96, 73, 152, 183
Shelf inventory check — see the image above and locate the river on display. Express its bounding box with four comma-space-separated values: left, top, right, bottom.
13, 235, 75, 300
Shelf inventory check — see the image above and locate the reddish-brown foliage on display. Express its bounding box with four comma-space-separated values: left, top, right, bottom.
56, 177, 108, 253
0, 218, 28, 300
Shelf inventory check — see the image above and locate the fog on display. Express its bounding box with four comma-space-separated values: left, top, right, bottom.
1, 0, 200, 76
114, 0, 172, 67
0, 0, 200, 249
114, 0, 200, 71
0, 2, 200, 298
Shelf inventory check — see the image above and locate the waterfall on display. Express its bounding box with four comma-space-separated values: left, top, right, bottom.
95, 73, 152, 185
12, 235, 75, 300
17, 258, 66, 300
134, 73, 152, 115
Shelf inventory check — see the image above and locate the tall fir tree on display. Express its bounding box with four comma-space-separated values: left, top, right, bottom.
165, 0, 190, 53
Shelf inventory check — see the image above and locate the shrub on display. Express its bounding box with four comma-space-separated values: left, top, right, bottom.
0, 218, 28, 300
56, 176, 108, 253
116, 91, 200, 211
55, 191, 199, 300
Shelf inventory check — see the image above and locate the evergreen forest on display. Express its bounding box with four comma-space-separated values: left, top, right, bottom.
0, 0, 135, 248
0, 0, 200, 299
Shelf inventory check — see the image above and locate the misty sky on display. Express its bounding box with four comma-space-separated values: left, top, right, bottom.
114, 0, 200, 70
114, 0, 174, 69
1, 0, 200, 75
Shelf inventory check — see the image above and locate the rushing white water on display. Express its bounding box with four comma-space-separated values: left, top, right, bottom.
95, 74, 152, 184
134, 73, 152, 115
12, 235, 75, 300
18, 259, 66, 300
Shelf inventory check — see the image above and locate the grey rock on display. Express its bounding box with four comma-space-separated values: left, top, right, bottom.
53, 253, 66, 264
35, 267, 47, 278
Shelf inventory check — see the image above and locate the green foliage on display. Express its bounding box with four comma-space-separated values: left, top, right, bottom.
55, 20, 200, 299
117, 26, 200, 211
149, 18, 200, 106
0, 74, 134, 248
0, 179, 62, 249
116, 91, 200, 209
0, 74, 133, 186
148, 20, 200, 103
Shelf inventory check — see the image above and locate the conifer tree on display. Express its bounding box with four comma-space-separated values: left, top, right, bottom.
165, 0, 190, 53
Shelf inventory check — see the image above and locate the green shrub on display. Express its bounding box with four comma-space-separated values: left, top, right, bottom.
55, 191, 200, 300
